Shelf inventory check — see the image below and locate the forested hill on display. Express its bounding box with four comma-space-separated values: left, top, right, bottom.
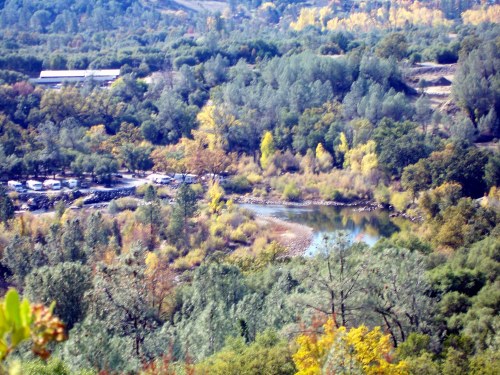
0, 0, 499, 374
0, 0, 490, 35
0, 0, 166, 33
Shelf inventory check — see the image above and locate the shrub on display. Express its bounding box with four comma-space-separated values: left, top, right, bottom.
108, 197, 138, 213
210, 222, 226, 237
73, 197, 85, 208
247, 172, 263, 185
374, 184, 390, 205
252, 187, 268, 197
282, 182, 301, 202
223, 176, 252, 194
230, 228, 248, 244
239, 222, 259, 238
135, 184, 153, 197
390, 190, 412, 212
191, 183, 204, 197
157, 187, 170, 199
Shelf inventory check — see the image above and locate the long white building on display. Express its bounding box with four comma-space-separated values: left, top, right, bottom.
30, 69, 120, 86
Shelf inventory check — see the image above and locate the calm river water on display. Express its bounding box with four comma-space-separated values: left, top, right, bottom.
240, 204, 401, 254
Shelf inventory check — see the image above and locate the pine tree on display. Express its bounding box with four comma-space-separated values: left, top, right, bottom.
0, 185, 14, 224
170, 183, 197, 247
61, 219, 85, 262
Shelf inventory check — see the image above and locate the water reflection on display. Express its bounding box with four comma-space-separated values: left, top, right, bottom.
240, 204, 400, 253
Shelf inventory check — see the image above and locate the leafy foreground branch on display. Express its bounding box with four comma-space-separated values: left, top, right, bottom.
0, 288, 65, 373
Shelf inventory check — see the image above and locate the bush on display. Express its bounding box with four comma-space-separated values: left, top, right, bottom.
239, 222, 259, 238
390, 191, 412, 212
435, 48, 458, 64
108, 197, 138, 213
191, 183, 204, 197
210, 222, 226, 237
157, 187, 170, 199
247, 172, 263, 185
282, 182, 301, 202
135, 183, 153, 197
173, 56, 197, 69
319, 43, 342, 55
223, 176, 252, 194
374, 184, 390, 205
229, 228, 248, 244
73, 197, 84, 208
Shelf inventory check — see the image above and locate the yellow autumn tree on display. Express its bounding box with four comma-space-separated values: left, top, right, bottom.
260, 131, 275, 170
206, 181, 225, 214
290, 8, 318, 31
195, 104, 240, 150
338, 132, 349, 156
294, 319, 408, 375
316, 143, 333, 172
462, 5, 500, 25
344, 140, 378, 176
293, 318, 337, 375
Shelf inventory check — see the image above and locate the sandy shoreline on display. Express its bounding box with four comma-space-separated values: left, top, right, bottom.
233, 195, 382, 209
255, 216, 314, 256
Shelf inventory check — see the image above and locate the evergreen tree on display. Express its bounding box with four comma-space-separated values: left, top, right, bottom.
87, 244, 160, 360
0, 185, 14, 224
170, 183, 197, 246
61, 219, 85, 262
25, 262, 92, 329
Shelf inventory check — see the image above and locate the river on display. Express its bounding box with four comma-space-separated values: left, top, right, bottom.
240, 204, 401, 254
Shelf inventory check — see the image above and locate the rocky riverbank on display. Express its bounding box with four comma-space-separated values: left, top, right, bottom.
255, 216, 314, 257
233, 195, 383, 209
18, 190, 84, 210
83, 187, 136, 204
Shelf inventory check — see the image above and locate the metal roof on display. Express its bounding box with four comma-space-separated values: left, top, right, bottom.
39, 69, 120, 78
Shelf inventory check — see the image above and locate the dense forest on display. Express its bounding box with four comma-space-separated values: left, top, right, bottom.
0, 0, 499, 374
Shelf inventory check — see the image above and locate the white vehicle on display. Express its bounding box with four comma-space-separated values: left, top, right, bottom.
26, 180, 43, 191
203, 173, 225, 183
147, 174, 171, 185
43, 179, 61, 190
8, 180, 25, 192
63, 179, 78, 188
172, 173, 197, 184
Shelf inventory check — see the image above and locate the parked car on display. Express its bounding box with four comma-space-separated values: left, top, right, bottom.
26, 180, 43, 191
147, 174, 172, 185
43, 179, 61, 190
63, 179, 78, 188
172, 173, 197, 184
8, 180, 25, 192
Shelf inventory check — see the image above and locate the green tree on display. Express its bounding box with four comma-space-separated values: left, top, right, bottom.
484, 151, 500, 189
1, 235, 34, 287
294, 235, 369, 328
18, 357, 94, 375
373, 118, 432, 178
453, 42, 500, 126
135, 193, 162, 251
84, 211, 109, 256
0, 185, 14, 224
86, 244, 160, 360
375, 32, 408, 60
25, 262, 92, 329
61, 318, 139, 373
170, 183, 197, 246
364, 247, 436, 347
61, 219, 85, 263
170, 263, 247, 360
196, 330, 296, 375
